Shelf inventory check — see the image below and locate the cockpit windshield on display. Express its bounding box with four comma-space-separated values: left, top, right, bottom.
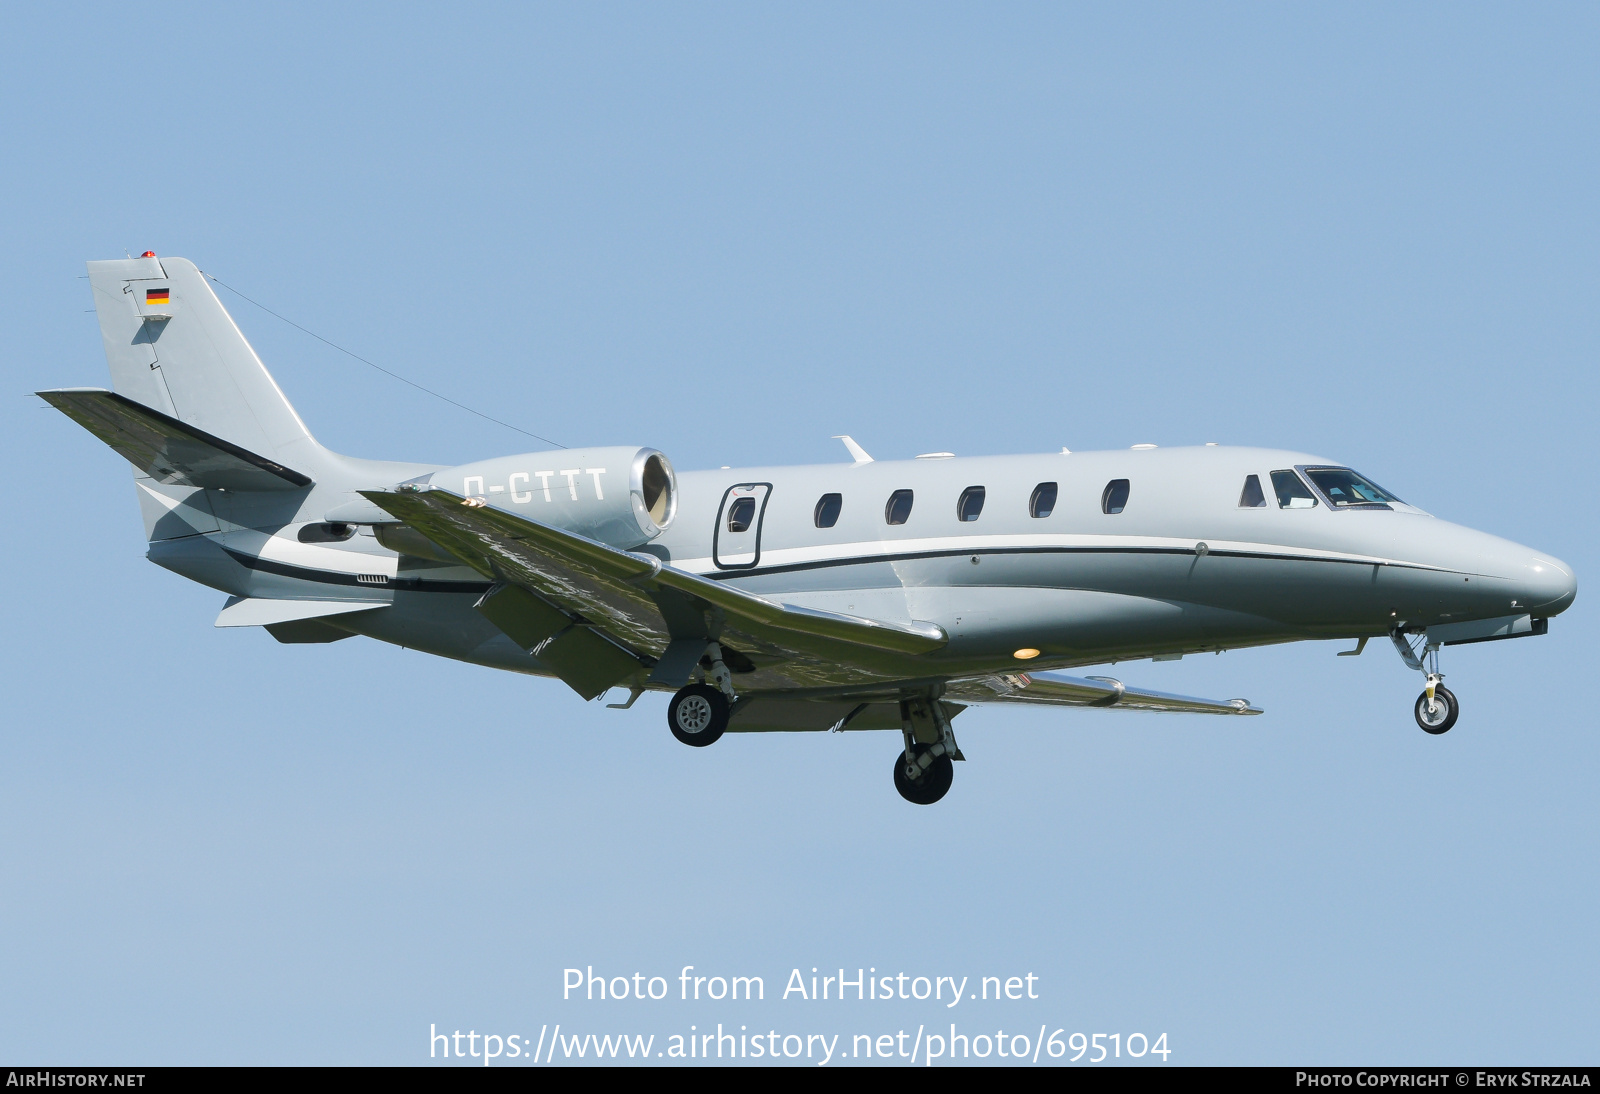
1303, 467, 1402, 508
1271, 471, 1317, 509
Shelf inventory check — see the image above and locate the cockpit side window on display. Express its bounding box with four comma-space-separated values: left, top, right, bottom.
885, 489, 914, 526
957, 486, 986, 522
1029, 482, 1057, 518
1101, 479, 1130, 515
1239, 475, 1266, 508
1271, 470, 1318, 509
814, 493, 842, 528
1302, 467, 1401, 509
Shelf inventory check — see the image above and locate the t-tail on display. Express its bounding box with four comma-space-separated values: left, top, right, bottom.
39, 255, 440, 538
37, 255, 450, 621
88, 256, 324, 470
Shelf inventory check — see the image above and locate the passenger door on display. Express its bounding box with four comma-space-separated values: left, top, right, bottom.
713, 483, 772, 570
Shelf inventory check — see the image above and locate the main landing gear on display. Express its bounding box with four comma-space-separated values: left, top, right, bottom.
665, 649, 967, 806
666, 642, 736, 747
894, 695, 963, 805
1391, 629, 1460, 734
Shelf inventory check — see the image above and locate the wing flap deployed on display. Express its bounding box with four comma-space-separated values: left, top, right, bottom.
945, 671, 1262, 715
726, 698, 960, 733
38, 388, 312, 491
473, 582, 644, 700
358, 486, 948, 692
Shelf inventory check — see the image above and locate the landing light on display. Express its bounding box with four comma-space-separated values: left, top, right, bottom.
1013, 648, 1040, 660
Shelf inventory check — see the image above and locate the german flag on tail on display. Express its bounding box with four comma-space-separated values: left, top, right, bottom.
145, 288, 169, 305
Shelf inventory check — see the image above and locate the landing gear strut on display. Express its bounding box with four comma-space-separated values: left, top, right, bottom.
1391, 629, 1460, 735
667, 642, 737, 747
893, 694, 962, 805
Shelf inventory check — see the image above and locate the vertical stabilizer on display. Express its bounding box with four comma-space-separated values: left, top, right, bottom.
87, 256, 322, 474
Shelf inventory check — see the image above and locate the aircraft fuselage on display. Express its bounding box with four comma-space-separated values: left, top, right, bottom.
145, 443, 1575, 691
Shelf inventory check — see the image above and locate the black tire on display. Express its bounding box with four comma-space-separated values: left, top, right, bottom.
668, 683, 729, 747
1414, 685, 1459, 735
893, 745, 954, 805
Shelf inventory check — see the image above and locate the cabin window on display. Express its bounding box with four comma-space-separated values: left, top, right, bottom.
1101, 479, 1130, 515
726, 496, 757, 532
1271, 470, 1318, 509
814, 492, 842, 528
1302, 467, 1401, 509
885, 489, 914, 526
1239, 475, 1266, 508
1029, 482, 1057, 518
957, 486, 986, 522
298, 522, 356, 543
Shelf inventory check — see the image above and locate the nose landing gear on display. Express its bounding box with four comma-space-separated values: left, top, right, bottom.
1391, 629, 1460, 734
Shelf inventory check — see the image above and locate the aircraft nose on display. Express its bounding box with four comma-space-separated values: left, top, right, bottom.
1520, 554, 1577, 616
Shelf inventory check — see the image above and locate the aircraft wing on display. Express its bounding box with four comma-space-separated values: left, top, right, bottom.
359, 485, 947, 698
943, 671, 1262, 715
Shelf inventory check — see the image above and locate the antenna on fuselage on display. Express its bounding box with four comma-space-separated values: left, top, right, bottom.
832, 435, 874, 464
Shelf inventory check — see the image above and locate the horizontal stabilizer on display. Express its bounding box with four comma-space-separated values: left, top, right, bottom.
215, 597, 388, 628
946, 671, 1262, 715
38, 388, 312, 491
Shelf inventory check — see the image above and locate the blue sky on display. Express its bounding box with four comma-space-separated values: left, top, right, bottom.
2, 3, 1595, 1065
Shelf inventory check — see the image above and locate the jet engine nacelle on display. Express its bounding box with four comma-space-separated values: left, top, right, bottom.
344, 446, 676, 561
433, 446, 678, 548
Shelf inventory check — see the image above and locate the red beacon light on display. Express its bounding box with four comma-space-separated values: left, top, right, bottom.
140, 251, 155, 258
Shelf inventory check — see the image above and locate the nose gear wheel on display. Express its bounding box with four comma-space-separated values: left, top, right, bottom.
1392, 628, 1463, 736
1414, 684, 1459, 734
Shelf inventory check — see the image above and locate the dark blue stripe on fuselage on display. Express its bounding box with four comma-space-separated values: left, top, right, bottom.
223, 543, 1450, 595
222, 548, 494, 593
700, 545, 1445, 582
